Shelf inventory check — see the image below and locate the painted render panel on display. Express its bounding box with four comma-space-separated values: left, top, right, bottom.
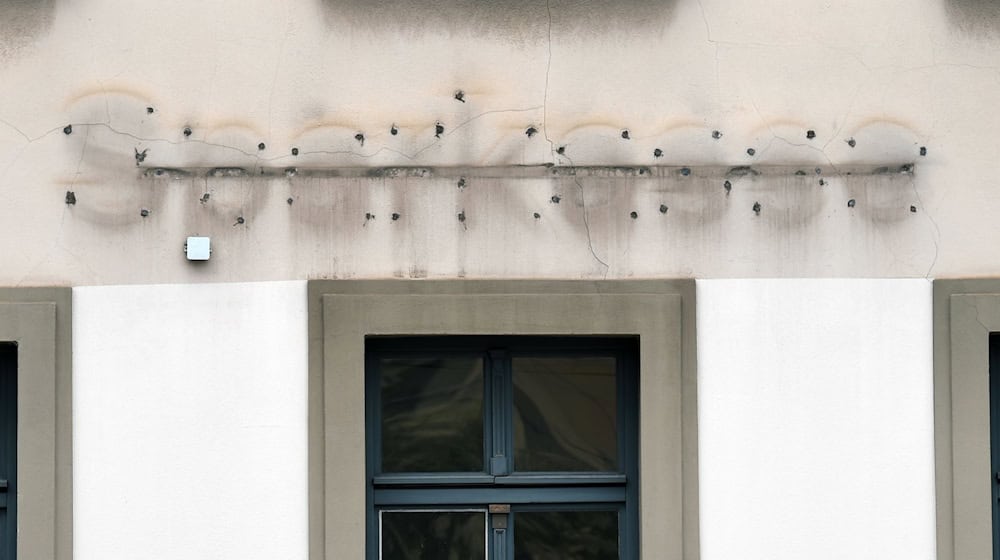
72, 282, 308, 560
698, 279, 936, 560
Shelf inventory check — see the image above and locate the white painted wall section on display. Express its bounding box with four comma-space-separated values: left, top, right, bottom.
72, 281, 308, 560
697, 279, 935, 560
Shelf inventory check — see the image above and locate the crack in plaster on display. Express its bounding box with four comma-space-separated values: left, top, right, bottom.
909, 172, 940, 280
0, 122, 66, 144
0, 124, 65, 180
973, 301, 991, 333
5, 105, 548, 172
39, 125, 94, 284
69, 126, 91, 191
90, 74, 114, 127
0, 117, 30, 142
746, 97, 847, 177
561, 151, 610, 277
542, 0, 557, 161
407, 106, 543, 160
267, 0, 293, 141
81, 122, 269, 158
64, 108, 534, 166
280, 105, 543, 163
150, 105, 541, 165
693, 0, 721, 96
18, 145, 80, 287
823, 82, 867, 153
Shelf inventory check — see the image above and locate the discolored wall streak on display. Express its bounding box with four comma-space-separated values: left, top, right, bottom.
0, 0, 56, 62
318, 0, 676, 41
945, 0, 1000, 35
0, 159, 936, 285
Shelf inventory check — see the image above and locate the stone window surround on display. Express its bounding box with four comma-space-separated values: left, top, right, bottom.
0, 287, 72, 560
934, 279, 1000, 560
307, 280, 699, 560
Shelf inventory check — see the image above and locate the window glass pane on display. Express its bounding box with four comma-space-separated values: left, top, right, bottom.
381, 357, 483, 472
513, 357, 617, 471
381, 511, 485, 560
514, 510, 619, 559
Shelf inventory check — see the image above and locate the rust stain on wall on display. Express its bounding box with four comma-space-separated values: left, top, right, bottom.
202, 120, 267, 141
292, 120, 369, 140
63, 84, 158, 110
555, 121, 636, 141
747, 118, 811, 139
649, 119, 711, 136
849, 117, 921, 136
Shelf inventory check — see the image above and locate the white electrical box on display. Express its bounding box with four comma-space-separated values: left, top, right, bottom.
185, 237, 211, 261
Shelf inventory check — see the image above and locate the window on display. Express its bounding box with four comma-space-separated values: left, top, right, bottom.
934, 280, 1000, 560
0, 288, 72, 560
308, 280, 699, 560
0, 343, 15, 560
991, 334, 1000, 558
366, 337, 637, 558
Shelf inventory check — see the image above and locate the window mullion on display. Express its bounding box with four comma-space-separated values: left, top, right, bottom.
489, 504, 511, 560
488, 349, 511, 477
491, 524, 509, 560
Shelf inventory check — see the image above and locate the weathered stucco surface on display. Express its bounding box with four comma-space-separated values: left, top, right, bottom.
0, 0, 996, 283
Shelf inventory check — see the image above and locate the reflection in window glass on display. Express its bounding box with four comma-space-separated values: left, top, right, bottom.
514, 510, 619, 559
381, 511, 486, 560
513, 357, 617, 471
381, 357, 483, 472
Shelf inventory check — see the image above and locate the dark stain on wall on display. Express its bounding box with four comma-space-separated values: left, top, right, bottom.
0, 0, 57, 61
946, 0, 1000, 35
318, 0, 676, 40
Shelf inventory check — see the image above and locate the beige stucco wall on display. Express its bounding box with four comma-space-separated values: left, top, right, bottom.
0, 0, 996, 284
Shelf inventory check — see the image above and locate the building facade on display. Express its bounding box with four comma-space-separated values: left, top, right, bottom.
0, 0, 998, 558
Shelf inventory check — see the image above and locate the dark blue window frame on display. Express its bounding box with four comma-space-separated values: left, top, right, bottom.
0, 343, 15, 560
365, 336, 639, 559
990, 333, 1000, 560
